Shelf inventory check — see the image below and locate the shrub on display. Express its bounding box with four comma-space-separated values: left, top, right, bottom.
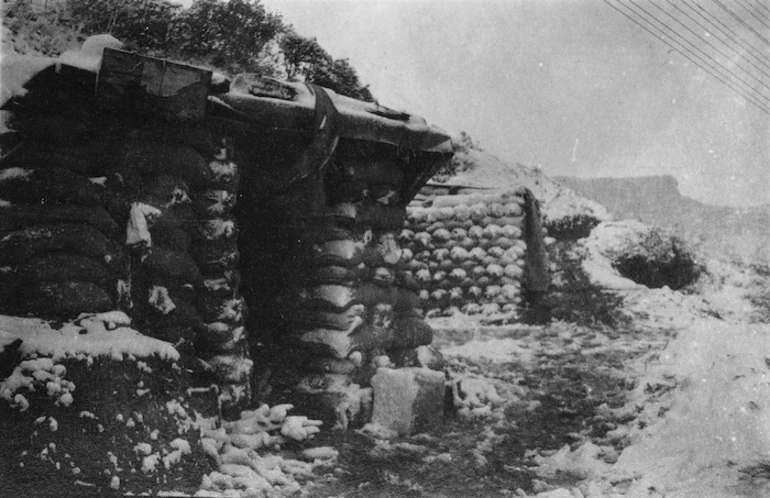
611, 230, 701, 290
543, 241, 630, 328
543, 214, 601, 242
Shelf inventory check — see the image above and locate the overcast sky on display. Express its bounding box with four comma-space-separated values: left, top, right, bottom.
257, 0, 768, 207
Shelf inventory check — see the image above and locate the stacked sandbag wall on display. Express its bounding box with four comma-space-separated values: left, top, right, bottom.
0, 66, 130, 319
403, 186, 539, 317
0, 66, 251, 413
240, 141, 433, 427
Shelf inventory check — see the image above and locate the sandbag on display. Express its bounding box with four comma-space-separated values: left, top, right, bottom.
430, 191, 522, 208
205, 354, 253, 384
438, 259, 454, 271
192, 189, 236, 217
462, 303, 481, 315
303, 265, 364, 286
302, 284, 358, 310
22, 280, 113, 317
371, 266, 396, 286
467, 225, 484, 240
288, 304, 367, 331
150, 223, 193, 251
355, 204, 406, 231
313, 239, 365, 267
191, 239, 240, 274
0, 166, 109, 206
486, 264, 504, 278
391, 314, 433, 349
482, 215, 524, 228
9, 109, 99, 146
0, 223, 127, 273
127, 122, 217, 157
396, 271, 421, 293
14, 253, 114, 290
500, 224, 523, 239
141, 175, 192, 209
325, 202, 358, 221
304, 224, 356, 244
481, 303, 501, 315
354, 283, 398, 307
504, 264, 524, 279
376, 233, 403, 266
293, 324, 364, 360
501, 284, 521, 301
303, 356, 358, 375
143, 247, 201, 284
491, 237, 516, 250
207, 160, 240, 191
449, 287, 464, 303
469, 247, 487, 262
0, 204, 119, 237
394, 288, 421, 312
196, 324, 246, 357
432, 228, 451, 243
415, 269, 432, 285
201, 272, 241, 300
199, 217, 237, 241
292, 373, 352, 393
0, 140, 108, 175
426, 219, 474, 232
143, 275, 196, 304
119, 140, 213, 187
413, 231, 432, 249
198, 296, 246, 324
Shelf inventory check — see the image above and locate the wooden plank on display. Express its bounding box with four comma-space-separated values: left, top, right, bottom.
96, 48, 211, 121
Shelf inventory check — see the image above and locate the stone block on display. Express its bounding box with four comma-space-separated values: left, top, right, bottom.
371, 367, 445, 436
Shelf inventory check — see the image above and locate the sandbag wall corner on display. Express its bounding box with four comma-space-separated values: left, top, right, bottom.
238, 139, 450, 429
402, 184, 551, 320
0, 62, 252, 415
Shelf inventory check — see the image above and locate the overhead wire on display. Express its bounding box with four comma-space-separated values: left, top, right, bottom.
656, 0, 770, 94
734, 0, 770, 30
629, 0, 770, 106
710, 0, 770, 45
602, 0, 770, 114
750, 0, 770, 17
683, 0, 770, 74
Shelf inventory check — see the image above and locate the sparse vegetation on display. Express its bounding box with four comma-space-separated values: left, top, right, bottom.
543, 213, 601, 241
545, 241, 631, 329
611, 229, 701, 291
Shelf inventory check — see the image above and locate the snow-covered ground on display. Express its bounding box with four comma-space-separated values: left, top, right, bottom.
426, 217, 770, 498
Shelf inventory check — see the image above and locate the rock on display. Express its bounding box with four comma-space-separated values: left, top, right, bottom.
371, 367, 445, 435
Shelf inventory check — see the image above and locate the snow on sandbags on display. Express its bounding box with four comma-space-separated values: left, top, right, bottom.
0, 168, 128, 317
2, 60, 254, 412
404, 187, 534, 317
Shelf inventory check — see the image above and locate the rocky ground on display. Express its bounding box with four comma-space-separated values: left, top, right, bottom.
300, 320, 672, 498
294, 232, 770, 498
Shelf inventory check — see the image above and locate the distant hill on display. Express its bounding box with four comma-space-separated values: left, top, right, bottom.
555, 175, 770, 263
436, 145, 611, 224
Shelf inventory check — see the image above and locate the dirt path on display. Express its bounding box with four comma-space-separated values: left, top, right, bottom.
304, 321, 675, 497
